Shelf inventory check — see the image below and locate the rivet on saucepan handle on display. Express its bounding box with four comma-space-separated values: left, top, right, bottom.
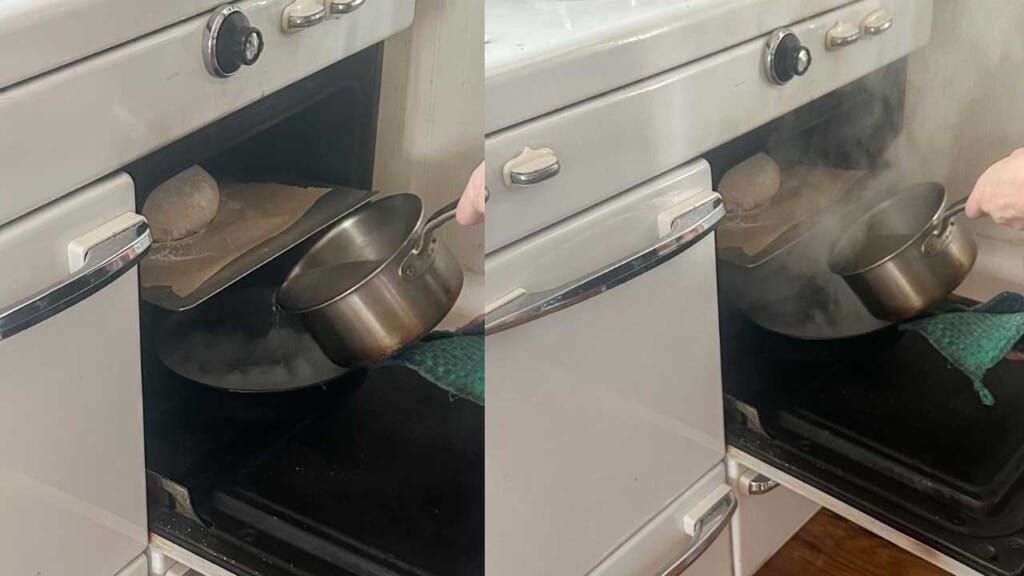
922, 196, 968, 255
400, 198, 460, 279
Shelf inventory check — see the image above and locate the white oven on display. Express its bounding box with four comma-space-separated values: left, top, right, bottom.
485, 1, 946, 575
0, 2, 416, 575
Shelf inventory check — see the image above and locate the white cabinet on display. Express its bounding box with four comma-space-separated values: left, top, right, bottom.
486, 160, 726, 576
589, 465, 735, 576
0, 174, 148, 575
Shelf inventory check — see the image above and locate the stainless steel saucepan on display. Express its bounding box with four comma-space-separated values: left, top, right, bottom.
277, 194, 463, 366
829, 182, 976, 321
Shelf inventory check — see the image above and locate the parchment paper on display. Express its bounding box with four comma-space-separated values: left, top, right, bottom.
141, 182, 330, 297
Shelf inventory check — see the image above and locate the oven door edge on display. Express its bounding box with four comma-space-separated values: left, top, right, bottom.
726, 446, 983, 576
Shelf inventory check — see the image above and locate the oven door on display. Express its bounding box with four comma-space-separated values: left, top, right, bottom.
485, 159, 729, 575
0, 173, 149, 575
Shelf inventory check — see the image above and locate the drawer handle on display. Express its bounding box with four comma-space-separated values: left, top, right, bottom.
739, 470, 780, 496
283, 0, 326, 31
328, 0, 366, 15
485, 190, 724, 334
861, 9, 893, 36
659, 487, 738, 576
0, 214, 151, 341
826, 22, 861, 50
504, 146, 561, 186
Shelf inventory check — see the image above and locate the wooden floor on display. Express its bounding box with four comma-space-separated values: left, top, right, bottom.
756, 510, 951, 576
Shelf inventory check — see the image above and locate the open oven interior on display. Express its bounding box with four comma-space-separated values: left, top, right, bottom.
128, 44, 483, 576
714, 59, 1024, 576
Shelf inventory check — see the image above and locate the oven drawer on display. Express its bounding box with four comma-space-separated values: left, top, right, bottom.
484, 0, 933, 251
485, 159, 726, 575
0, 174, 148, 575
0, 0, 413, 229
589, 465, 734, 576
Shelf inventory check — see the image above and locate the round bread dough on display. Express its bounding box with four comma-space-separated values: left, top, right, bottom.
719, 153, 781, 214
143, 166, 220, 242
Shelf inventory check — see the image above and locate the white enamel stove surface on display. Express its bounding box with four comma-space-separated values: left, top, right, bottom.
485, 0, 853, 132
486, 160, 726, 575
0, 0, 222, 90
485, 0, 933, 251
0, 0, 413, 229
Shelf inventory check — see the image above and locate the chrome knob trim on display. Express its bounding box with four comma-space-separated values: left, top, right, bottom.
764, 28, 812, 85
203, 5, 264, 78
204, 5, 240, 78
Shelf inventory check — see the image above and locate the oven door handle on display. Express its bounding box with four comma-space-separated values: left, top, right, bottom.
659, 486, 737, 576
0, 213, 151, 341
484, 190, 724, 335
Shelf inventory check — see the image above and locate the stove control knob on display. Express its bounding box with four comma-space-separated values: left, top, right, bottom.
826, 21, 861, 51
764, 28, 812, 85
204, 5, 265, 78
861, 9, 894, 36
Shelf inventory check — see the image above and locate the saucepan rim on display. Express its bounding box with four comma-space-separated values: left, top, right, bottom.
829, 182, 947, 277
277, 193, 427, 313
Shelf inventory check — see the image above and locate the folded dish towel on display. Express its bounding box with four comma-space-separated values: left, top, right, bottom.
901, 292, 1024, 406
386, 332, 484, 405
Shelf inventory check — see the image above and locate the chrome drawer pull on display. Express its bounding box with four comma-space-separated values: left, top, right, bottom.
283, 0, 326, 31
0, 214, 151, 341
504, 146, 561, 186
485, 190, 724, 334
329, 0, 366, 15
739, 470, 780, 496
659, 487, 738, 576
861, 9, 893, 36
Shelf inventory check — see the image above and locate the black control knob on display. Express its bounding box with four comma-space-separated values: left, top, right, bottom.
204, 6, 265, 78
764, 29, 812, 85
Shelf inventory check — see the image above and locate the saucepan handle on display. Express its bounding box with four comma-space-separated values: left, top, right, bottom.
400, 198, 461, 279
423, 198, 460, 237
938, 196, 968, 227
923, 196, 969, 254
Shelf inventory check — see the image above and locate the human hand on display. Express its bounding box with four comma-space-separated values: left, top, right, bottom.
456, 162, 485, 226
966, 149, 1024, 229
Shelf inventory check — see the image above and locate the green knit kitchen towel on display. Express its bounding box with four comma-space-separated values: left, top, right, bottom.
901, 311, 1024, 406
388, 332, 484, 405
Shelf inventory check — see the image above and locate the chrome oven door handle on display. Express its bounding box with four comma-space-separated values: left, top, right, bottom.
659, 488, 738, 576
0, 215, 151, 341
485, 190, 724, 335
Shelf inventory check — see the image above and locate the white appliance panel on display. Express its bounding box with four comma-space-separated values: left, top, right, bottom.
0, 0, 414, 229
485, 0, 932, 251
486, 160, 725, 575
117, 555, 151, 576
485, 0, 852, 132
0, 174, 148, 575
0, 0, 222, 90
589, 464, 734, 576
